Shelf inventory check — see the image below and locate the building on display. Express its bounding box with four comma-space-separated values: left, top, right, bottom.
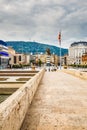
38, 54, 46, 64
35, 53, 58, 66
13, 53, 25, 65
69, 41, 87, 65
25, 54, 31, 65
0, 40, 9, 69
62, 55, 68, 66
8, 47, 30, 67
82, 53, 87, 65
54, 55, 58, 66
46, 54, 51, 66
8, 47, 16, 67
12, 53, 31, 66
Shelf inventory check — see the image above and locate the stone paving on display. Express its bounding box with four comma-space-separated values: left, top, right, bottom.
21, 71, 87, 130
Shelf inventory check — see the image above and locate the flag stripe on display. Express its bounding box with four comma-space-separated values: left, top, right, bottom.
58, 32, 61, 41
58, 32, 61, 45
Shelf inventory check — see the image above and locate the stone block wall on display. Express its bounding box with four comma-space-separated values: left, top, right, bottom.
0, 68, 45, 130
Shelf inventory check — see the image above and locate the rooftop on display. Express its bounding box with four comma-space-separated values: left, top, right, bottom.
71, 41, 87, 47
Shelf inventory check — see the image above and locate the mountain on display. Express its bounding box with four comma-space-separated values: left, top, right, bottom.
0, 40, 7, 46
6, 41, 68, 56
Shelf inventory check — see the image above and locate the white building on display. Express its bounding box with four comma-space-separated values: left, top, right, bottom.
0, 40, 9, 69
69, 41, 87, 65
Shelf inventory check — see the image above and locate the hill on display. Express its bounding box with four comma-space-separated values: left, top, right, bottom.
6, 41, 68, 56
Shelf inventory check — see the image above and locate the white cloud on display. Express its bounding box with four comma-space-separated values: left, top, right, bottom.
0, 0, 87, 48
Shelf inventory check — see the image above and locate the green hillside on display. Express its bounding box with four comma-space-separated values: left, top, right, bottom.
6, 41, 68, 56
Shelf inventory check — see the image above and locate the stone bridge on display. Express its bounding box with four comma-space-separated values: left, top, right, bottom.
0, 69, 87, 130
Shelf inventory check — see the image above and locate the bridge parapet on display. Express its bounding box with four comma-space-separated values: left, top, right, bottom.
0, 68, 45, 130
62, 69, 87, 80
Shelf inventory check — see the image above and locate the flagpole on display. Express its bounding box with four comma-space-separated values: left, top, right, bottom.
59, 39, 61, 70
58, 31, 61, 70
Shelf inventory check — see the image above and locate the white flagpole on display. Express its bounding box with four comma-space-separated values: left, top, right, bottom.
58, 31, 61, 70
59, 39, 61, 70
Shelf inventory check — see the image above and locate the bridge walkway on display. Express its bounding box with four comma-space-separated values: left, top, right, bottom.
21, 71, 87, 130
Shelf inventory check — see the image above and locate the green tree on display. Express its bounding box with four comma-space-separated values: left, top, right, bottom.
38, 59, 42, 67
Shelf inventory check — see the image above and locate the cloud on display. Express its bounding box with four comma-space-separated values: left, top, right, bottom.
0, 0, 87, 48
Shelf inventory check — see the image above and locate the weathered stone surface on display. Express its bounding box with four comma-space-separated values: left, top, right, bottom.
0, 69, 45, 130
21, 71, 87, 130
62, 69, 87, 80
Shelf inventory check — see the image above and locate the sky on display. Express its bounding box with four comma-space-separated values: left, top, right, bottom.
0, 0, 87, 48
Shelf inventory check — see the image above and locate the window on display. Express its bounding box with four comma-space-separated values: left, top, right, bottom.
14, 56, 16, 64
19, 55, 21, 61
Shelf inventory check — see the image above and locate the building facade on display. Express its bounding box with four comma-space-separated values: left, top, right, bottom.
69, 41, 87, 65
0, 40, 9, 69
35, 53, 58, 66
82, 53, 87, 65
8, 47, 30, 67
8, 47, 16, 67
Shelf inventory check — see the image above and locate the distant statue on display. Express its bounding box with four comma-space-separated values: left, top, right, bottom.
46, 48, 51, 68
46, 48, 51, 55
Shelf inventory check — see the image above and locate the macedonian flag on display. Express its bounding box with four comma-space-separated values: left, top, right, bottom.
58, 32, 61, 44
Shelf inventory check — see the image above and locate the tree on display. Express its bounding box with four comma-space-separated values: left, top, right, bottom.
38, 59, 42, 67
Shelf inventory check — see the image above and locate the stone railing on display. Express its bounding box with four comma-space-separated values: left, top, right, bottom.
62, 69, 87, 80
0, 68, 45, 130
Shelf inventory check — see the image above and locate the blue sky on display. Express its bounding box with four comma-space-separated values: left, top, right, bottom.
0, 0, 87, 48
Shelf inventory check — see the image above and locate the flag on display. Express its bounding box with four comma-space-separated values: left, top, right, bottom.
58, 32, 61, 43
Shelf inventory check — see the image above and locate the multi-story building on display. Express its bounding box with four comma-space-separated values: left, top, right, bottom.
35, 53, 58, 66
82, 53, 87, 65
8, 47, 30, 67
13, 53, 26, 65
37, 54, 46, 64
0, 40, 9, 69
54, 55, 58, 66
8, 47, 15, 67
62, 55, 68, 66
69, 41, 87, 65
